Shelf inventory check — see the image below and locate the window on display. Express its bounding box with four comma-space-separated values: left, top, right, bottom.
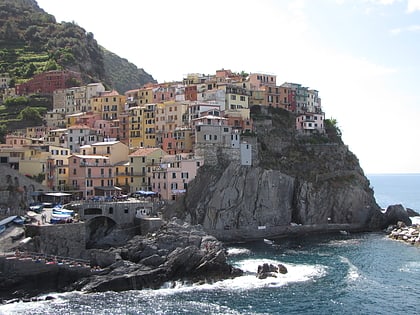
172, 172, 176, 179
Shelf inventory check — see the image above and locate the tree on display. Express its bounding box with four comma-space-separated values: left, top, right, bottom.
0, 124, 7, 143
18, 106, 42, 123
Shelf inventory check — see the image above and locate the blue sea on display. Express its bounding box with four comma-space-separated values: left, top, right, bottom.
1, 174, 419, 315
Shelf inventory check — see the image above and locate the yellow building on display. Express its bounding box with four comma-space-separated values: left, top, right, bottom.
91, 90, 126, 121
128, 147, 166, 192
128, 106, 143, 148
128, 104, 156, 149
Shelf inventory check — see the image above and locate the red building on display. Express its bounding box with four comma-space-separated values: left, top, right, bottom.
16, 70, 82, 95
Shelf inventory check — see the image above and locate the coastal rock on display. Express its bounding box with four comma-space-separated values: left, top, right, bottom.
74, 219, 242, 294
168, 107, 388, 241
383, 204, 412, 227
256, 263, 288, 279
406, 208, 420, 217
388, 224, 420, 245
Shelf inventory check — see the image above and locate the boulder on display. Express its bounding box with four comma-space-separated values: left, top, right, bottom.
406, 208, 420, 217
383, 204, 412, 227
257, 263, 287, 279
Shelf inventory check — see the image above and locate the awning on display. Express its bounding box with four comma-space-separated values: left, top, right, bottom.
172, 189, 186, 194
95, 186, 122, 191
135, 190, 157, 196
44, 192, 72, 197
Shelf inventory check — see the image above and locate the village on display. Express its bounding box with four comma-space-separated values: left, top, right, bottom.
0, 68, 325, 203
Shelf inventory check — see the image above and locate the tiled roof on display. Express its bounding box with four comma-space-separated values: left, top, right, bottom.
67, 124, 91, 129
129, 147, 161, 157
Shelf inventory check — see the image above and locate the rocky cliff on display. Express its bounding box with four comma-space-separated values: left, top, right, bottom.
169, 107, 387, 241
0, 165, 46, 214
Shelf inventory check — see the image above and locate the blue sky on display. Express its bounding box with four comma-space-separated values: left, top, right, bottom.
36, 0, 420, 174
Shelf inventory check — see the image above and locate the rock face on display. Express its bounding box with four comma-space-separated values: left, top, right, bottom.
383, 204, 412, 227
73, 219, 242, 293
169, 107, 389, 241
0, 165, 46, 214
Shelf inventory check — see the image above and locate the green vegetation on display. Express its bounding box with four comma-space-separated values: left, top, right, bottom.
0, 0, 155, 94
0, 94, 52, 133
324, 118, 343, 143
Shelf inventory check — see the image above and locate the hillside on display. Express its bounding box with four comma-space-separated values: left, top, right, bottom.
0, 0, 156, 93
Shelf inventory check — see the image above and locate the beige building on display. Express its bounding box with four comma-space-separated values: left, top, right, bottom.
18, 145, 70, 190
127, 147, 166, 192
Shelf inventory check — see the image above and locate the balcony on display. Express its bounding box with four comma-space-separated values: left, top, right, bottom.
80, 162, 107, 167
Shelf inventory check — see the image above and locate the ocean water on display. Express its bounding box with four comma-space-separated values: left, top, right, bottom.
1, 174, 419, 315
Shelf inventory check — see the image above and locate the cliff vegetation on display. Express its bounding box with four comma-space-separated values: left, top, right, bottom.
0, 0, 156, 93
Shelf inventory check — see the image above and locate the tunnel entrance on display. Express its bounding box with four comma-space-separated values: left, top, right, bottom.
85, 216, 117, 249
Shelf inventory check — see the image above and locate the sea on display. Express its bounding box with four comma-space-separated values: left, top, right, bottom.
1, 174, 419, 315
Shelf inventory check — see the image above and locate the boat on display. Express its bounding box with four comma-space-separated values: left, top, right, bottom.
50, 213, 72, 224
13, 216, 25, 225
29, 203, 44, 213
263, 238, 274, 245
0, 216, 18, 227
0, 225, 5, 234
52, 208, 74, 215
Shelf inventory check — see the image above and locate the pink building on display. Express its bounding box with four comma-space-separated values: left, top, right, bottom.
68, 154, 114, 199
150, 153, 204, 201
296, 113, 325, 133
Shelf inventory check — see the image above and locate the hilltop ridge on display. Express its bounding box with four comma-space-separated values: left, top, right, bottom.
0, 0, 156, 93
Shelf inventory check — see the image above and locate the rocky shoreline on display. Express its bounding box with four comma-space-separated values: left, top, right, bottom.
387, 221, 420, 246
0, 218, 242, 301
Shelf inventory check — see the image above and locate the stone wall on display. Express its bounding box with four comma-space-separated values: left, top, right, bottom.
25, 222, 88, 259
0, 165, 47, 214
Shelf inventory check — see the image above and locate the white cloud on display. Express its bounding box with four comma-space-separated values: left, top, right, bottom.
390, 24, 420, 35
366, 0, 400, 5
407, 0, 420, 12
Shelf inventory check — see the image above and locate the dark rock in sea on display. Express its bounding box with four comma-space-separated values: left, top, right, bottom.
256, 263, 287, 279
278, 263, 288, 274
75, 218, 242, 293
406, 208, 420, 217
383, 204, 412, 227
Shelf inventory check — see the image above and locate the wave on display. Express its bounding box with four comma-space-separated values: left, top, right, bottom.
339, 256, 360, 281
227, 247, 252, 256
399, 260, 420, 273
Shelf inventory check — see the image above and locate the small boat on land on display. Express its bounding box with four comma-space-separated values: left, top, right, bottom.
29, 204, 44, 213
0, 216, 18, 227
13, 216, 25, 225
52, 208, 74, 215
0, 225, 5, 234
50, 213, 72, 224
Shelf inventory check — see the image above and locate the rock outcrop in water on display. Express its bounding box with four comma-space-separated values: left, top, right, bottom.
167, 107, 392, 241
71, 218, 242, 293
0, 219, 242, 299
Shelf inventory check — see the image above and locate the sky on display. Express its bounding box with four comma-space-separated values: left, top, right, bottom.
35, 0, 420, 174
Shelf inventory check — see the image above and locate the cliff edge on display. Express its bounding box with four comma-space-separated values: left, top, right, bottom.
168, 106, 387, 241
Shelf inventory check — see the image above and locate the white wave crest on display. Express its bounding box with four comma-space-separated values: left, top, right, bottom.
226, 247, 252, 256
339, 256, 360, 281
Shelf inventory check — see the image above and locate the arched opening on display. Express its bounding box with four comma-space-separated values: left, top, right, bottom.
86, 216, 117, 249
